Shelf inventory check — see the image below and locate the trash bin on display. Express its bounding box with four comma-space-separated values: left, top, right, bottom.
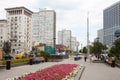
6, 60, 11, 70
45, 57, 48, 62
29, 58, 33, 65
4, 54, 12, 70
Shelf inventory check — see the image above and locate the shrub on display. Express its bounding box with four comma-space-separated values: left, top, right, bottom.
40, 51, 50, 58
2, 58, 29, 65
49, 55, 63, 59
116, 60, 120, 64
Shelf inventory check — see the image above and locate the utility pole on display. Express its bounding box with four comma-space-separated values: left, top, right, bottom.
87, 12, 90, 55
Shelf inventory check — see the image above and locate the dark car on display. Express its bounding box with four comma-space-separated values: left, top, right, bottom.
74, 53, 81, 61
3, 54, 13, 60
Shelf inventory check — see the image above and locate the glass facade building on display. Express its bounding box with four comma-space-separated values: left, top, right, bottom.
103, 1, 120, 46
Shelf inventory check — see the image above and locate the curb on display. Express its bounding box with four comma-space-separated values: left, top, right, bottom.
74, 66, 85, 80
0, 62, 28, 69
11, 62, 28, 67
116, 63, 120, 68
79, 66, 85, 80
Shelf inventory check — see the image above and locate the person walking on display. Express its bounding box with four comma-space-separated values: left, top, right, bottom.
84, 54, 87, 62
111, 57, 116, 67
89, 54, 93, 63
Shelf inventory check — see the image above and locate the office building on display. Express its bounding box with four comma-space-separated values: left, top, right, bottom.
97, 29, 103, 44
103, 1, 120, 46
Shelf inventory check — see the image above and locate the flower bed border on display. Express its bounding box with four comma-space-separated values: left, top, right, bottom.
7, 64, 85, 80
74, 65, 85, 80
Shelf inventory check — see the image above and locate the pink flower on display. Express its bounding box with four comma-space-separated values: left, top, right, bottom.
16, 64, 79, 80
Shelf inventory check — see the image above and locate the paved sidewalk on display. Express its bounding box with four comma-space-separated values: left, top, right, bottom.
0, 56, 120, 80
0, 58, 79, 80
80, 57, 120, 80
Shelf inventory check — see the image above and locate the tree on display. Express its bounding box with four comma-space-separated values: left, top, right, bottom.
89, 45, 93, 53
92, 41, 104, 54
102, 45, 107, 50
83, 47, 87, 54
109, 46, 116, 57
3, 41, 11, 54
92, 41, 107, 59
109, 38, 120, 57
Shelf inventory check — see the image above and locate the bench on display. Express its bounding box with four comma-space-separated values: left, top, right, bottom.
32, 57, 45, 64
38, 57, 45, 62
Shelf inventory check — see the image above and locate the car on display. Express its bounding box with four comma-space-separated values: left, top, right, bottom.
74, 53, 81, 61
15, 52, 25, 59
3, 54, 13, 60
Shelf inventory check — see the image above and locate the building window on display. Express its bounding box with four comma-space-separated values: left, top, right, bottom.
1, 36, 2, 39
15, 44, 17, 46
19, 44, 21, 46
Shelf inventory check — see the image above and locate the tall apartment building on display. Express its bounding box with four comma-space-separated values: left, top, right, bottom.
76, 41, 79, 53
0, 20, 8, 48
5, 7, 33, 53
71, 37, 77, 51
32, 9, 56, 48
97, 29, 103, 44
103, 1, 120, 46
58, 29, 71, 50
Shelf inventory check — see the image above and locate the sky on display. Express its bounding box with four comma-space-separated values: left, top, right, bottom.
0, 0, 120, 48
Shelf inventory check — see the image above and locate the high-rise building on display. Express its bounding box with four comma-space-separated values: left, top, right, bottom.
32, 9, 56, 48
58, 29, 71, 50
5, 7, 33, 53
71, 37, 77, 51
97, 29, 103, 44
103, 1, 120, 46
0, 20, 8, 48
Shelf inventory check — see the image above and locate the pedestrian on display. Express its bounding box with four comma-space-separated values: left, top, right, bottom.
111, 57, 116, 67
89, 54, 92, 63
84, 54, 87, 62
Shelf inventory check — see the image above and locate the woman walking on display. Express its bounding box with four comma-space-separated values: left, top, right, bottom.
84, 54, 87, 62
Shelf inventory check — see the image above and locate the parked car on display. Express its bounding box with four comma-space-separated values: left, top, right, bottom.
3, 54, 13, 60
15, 52, 25, 59
74, 53, 81, 61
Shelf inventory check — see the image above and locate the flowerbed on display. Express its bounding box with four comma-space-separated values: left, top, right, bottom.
8, 64, 81, 80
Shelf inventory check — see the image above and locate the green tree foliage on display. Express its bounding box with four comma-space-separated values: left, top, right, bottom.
102, 45, 107, 50
92, 41, 107, 55
79, 49, 82, 53
83, 47, 87, 54
38, 43, 46, 46
89, 45, 93, 53
3, 41, 11, 54
110, 38, 120, 57
40, 51, 50, 58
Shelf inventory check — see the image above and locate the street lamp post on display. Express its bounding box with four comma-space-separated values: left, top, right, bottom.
87, 12, 90, 55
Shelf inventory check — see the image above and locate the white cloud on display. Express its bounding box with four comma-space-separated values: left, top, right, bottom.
0, 0, 120, 47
